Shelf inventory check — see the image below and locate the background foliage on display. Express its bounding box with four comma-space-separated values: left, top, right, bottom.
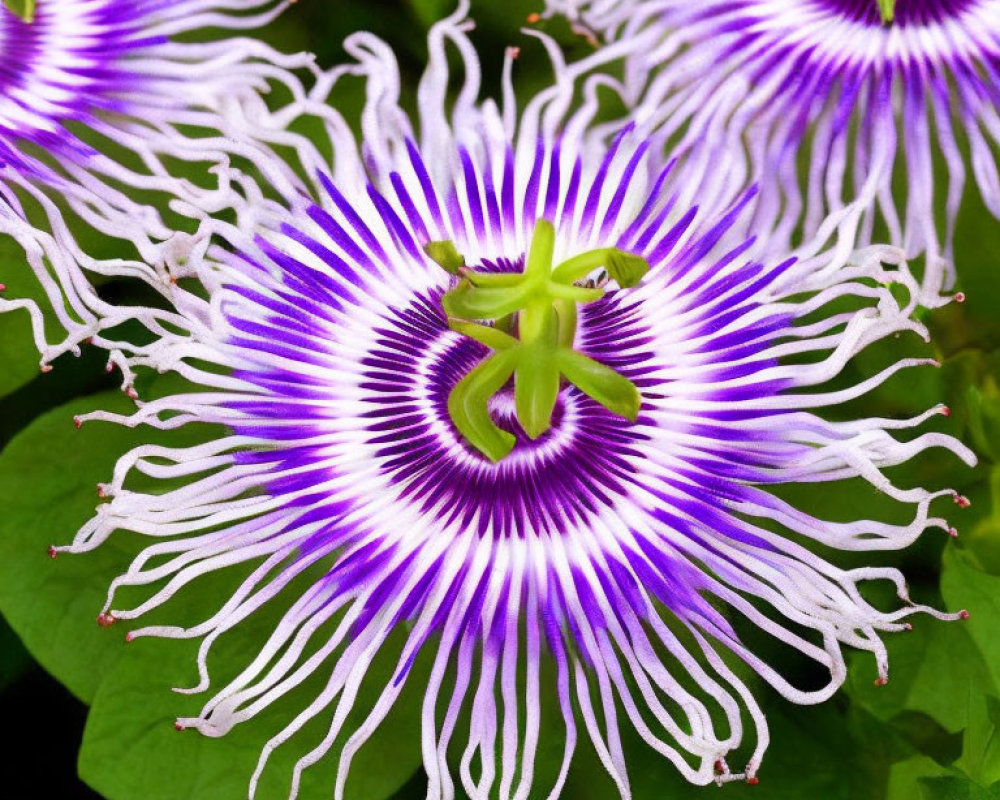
1, 1, 999, 798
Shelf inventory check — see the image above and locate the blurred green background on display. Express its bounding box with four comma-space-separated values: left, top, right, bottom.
1, 1, 999, 799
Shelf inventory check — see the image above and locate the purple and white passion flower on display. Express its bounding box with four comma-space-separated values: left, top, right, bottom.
1, 1, 289, 158
51, 8, 975, 799
0, 0, 323, 196
0, 0, 343, 370
543, 0, 1000, 301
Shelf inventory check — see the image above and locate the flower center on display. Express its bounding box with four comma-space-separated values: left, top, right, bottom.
816, 0, 978, 25
356, 285, 653, 538
425, 220, 649, 462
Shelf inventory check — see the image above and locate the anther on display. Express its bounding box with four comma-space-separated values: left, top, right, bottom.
126, 387, 139, 400
96, 613, 116, 628
125, 632, 135, 643
47, 545, 58, 560
526, 12, 541, 23
40, 364, 53, 374
939, 405, 951, 417
953, 292, 966, 303
747, 777, 760, 786
174, 722, 186, 732
949, 527, 959, 538
874, 676, 889, 686
953, 493, 971, 508
73, 416, 82, 430
959, 609, 970, 620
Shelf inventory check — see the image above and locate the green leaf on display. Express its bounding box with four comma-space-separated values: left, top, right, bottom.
80, 611, 429, 800
889, 756, 957, 800
965, 382, 1000, 463
2, 0, 35, 22
941, 549, 1000, 689
964, 465, 1000, 577
844, 610, 997, 734
0, 381, 429, 799
957, 696, 1000, 786
407, 0, 454, 28
559, 699, 918, 800
0, 236, 52, 398
918, 776, 1000, 800
0, 384, 219, 702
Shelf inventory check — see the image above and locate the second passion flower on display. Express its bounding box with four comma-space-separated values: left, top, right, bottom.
544, 0, 1000, 300
53, 10, 976, 799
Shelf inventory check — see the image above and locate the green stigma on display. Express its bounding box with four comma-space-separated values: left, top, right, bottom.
425, 220, 649, 463
876, 0, 896, 24
3, 0, 36, 22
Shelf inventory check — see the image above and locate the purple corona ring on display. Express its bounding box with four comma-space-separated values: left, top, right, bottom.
544, 0, 1000, 299
51, 9, 975, 799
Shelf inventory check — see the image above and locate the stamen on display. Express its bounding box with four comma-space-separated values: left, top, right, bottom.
876, 0, 896, 24
428, 219, 649, 460
2, 0, 35, 22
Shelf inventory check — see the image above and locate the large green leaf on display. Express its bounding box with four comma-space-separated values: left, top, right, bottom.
890, 756, 958, 800
941, 549, 1000, 689
408, 0, 455, 27
844, 613, 997, 734
918, 776, 1000, 800
557, 697, 917, 800
956, 696, 1000, 787
0, 383, 428, 799
80, 622, 429, 800
938, 552, 1000, 788
0, 386, 216, 701
0, 236, 52, 398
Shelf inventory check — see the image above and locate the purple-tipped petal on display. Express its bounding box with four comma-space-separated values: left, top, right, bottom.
549, 0, 1000, 300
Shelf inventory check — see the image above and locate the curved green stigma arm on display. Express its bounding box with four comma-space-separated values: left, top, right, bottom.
3, 0, 35, 21
877, 0, 896, 24
428, 221, 649, 462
